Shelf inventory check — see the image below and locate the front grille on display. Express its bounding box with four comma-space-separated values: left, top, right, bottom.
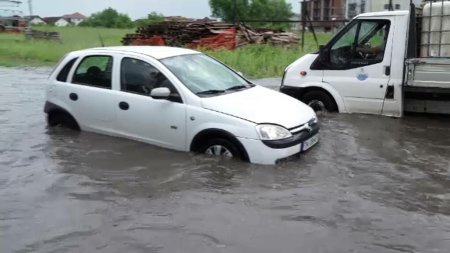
289, 118, 317, 135
262, 118, 319, 149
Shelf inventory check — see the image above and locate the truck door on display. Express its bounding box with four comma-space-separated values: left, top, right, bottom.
321, 18, 393, 114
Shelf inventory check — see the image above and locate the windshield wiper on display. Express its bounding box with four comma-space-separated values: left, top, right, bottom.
196, 89, 225, 95
225, 85, 248, 91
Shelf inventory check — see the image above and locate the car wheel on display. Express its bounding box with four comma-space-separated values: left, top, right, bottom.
302, 90, 337, 113
200, 138, 242, 160
47, 112, 80, 130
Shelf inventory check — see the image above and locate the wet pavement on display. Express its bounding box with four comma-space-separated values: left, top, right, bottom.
1, 66, 450, 253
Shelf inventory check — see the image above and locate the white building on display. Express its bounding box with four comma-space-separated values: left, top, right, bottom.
62, 12, 87, 25
347, 0, 423, 19
54, 18, 70, 27
44, 17, 71, 27
42, 12, 87, 27
27, 15, 46, 25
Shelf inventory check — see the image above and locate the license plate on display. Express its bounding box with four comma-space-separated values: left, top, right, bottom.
302, 134, 319, 152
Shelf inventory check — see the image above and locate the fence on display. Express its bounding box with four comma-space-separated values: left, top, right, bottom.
239, 19, 348, 50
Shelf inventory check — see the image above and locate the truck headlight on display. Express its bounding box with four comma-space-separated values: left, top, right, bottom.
256, 124, 292, 140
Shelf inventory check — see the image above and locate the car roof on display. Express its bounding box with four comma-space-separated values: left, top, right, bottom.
73, 46, 201, 60
357, 10, 409, 18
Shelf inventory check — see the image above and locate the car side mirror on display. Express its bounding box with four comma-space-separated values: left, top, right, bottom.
319, 45, 325, 51
150, 87, 171, 99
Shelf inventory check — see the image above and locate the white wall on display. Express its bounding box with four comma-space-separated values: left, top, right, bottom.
55, 19, 69, 27
347, 0, 423, 19
70, 18, 85, 25
370, 0, 422, 12
29, 18, 46, 25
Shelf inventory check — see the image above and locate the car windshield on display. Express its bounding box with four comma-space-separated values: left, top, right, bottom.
161, 54, 252, 96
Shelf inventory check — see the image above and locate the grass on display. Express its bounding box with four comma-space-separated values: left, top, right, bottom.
0, 27, 332, 78
205, 33, 332, 78
0, 26, 134, 67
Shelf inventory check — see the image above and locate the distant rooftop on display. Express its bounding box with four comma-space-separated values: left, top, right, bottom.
63, 12, 87, 20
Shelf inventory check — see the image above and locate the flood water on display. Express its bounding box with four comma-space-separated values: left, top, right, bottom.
1, 67, 450, 253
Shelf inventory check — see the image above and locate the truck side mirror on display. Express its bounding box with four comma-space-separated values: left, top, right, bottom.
311, 45, 330, 70
318, 46, 330, 62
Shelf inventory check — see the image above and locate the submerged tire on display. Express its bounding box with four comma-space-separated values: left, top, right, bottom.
47, 112, 80, 130
302, 90, 337, 113
199, 138, 243, 160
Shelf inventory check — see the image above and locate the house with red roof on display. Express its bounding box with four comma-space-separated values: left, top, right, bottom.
62, 12, 87, 25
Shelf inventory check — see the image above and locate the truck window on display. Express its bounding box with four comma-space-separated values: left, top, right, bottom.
327, 19, 390, 70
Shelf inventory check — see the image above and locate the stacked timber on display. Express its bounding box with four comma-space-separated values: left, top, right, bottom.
25, 29, 61, 42
236, 24, 299, 47
121, 21, 231, 46
122, 21, 298, 49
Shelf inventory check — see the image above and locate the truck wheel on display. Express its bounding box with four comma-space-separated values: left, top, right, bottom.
302, 90, 337, 113
200, 138, 242, 160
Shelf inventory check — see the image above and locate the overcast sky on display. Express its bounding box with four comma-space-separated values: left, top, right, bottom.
0, 0, 301, 19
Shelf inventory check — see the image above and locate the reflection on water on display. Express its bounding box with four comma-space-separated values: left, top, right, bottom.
1, 67, 450, 253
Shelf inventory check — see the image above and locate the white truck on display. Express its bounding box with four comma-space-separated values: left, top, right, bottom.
281, 1, 450, 117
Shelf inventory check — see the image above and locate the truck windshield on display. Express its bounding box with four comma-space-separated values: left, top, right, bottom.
161, 54, 252, 96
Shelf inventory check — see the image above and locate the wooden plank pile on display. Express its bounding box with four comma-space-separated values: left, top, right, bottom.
25, 29, 61, 42
122, 21, 299, 49
236, 24, 299, 47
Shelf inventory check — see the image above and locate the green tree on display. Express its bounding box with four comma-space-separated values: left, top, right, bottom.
209, 0, 293, 29
135, 12, 164, 27
80, 8, 134, 28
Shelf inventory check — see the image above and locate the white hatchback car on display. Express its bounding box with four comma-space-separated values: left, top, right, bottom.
44, 46, 319, 164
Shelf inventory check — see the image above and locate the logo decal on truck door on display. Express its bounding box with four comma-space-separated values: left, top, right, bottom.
357, 68, 368, 81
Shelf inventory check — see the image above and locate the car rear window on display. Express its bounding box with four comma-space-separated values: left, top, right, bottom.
72, 55, 113, 89
56, 58, 78, 82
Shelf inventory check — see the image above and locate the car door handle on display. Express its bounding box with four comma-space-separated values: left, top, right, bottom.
119, 101, 129, 110
69, 93, 78, 101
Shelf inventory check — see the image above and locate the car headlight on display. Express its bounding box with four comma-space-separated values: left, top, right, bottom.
256, 124, 292, 140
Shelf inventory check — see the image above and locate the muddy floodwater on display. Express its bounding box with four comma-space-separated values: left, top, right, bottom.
1, 67, 450, 253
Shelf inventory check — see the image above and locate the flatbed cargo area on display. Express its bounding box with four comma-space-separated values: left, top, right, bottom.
406, 58, 450, 89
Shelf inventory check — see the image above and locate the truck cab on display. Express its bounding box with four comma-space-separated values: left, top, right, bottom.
281, 3, 450, 117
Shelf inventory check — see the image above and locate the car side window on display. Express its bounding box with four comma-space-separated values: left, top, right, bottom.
72, 55, 113, 89
326, 19, 390, 70
121, 57, 178, 97
56, 58, 78, 82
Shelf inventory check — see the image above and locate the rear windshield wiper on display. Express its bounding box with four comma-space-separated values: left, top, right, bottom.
196, 89, 225, 95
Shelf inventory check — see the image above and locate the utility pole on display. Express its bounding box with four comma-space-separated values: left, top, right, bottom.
27, 0, 32, 16
28, 0, 32, 30
388, 0, 393, 11
301, 0, 306, 50
233, 0, 237, 25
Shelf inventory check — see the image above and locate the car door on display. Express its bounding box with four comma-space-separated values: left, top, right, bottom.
114, 56, 187, 151
62, 54, 117, 133
321, 18, 394, 114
